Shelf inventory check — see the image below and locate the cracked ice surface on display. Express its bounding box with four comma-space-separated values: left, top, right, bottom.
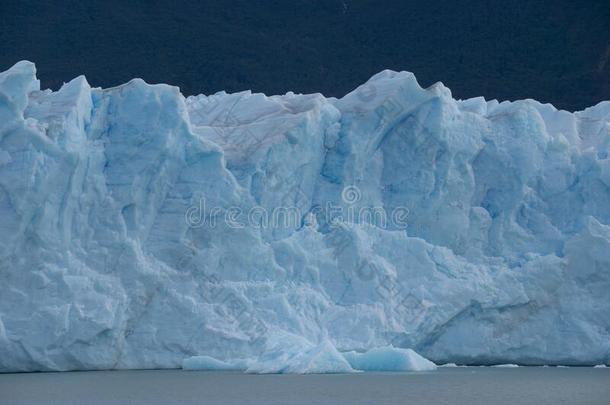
0, 61, 609, 372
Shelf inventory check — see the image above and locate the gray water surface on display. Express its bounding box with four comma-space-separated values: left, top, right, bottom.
1, 367, 608, 404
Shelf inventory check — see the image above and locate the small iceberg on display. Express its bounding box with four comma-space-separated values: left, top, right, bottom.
183, 339, 436, 374
183, 332, 354, 374
343, 346, 437, 372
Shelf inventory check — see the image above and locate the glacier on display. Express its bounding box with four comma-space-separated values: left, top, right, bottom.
0, 61, 609, 372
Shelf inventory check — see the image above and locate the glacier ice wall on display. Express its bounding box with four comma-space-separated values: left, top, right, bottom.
0, 61, 609, 371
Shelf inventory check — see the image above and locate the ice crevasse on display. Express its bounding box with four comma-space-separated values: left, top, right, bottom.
0, 61, 609, 372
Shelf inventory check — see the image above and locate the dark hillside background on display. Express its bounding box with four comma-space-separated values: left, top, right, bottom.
1, 0, 609, 111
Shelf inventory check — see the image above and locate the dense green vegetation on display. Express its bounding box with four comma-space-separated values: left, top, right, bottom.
2, 0, 609, 111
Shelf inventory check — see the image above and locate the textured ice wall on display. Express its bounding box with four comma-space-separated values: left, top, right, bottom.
0, 61, 609, 372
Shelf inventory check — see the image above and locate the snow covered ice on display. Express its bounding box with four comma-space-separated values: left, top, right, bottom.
0, 61, 609, 372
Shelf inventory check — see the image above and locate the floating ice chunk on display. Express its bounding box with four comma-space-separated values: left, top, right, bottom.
183, 344, 439, 374
342, 347, 437, 372
183, 335, 355, 374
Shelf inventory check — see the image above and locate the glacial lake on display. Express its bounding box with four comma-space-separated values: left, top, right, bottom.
1, 367, 608, 404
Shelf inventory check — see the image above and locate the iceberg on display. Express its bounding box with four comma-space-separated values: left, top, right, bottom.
183, 331, 357, 374
343, 347, 437, 372
182, 342, 436, 373
0, 61, 609, 372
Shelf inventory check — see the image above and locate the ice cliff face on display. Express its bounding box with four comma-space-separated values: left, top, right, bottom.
0, 61, 609, 372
